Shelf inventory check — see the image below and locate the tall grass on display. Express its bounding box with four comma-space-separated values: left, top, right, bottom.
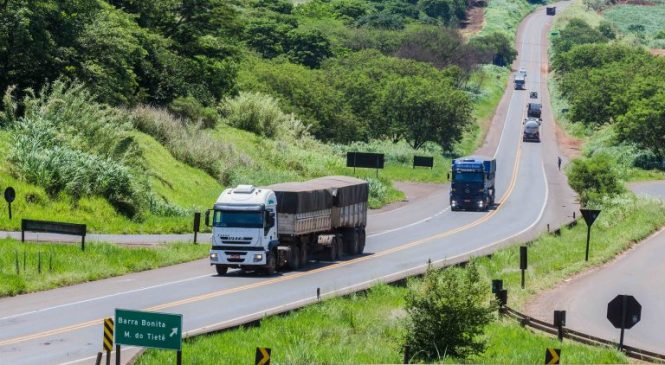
0, 239, 210, 297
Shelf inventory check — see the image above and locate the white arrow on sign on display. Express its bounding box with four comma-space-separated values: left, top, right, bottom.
170, 328, 178, 337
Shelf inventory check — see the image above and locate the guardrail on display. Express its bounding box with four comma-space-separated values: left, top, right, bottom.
501, 306, 665, 363
21, 219, 87, 251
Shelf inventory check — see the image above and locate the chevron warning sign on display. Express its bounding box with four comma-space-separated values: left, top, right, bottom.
103, 318, 114, 352
545, 348, 561, 364
255, 347, 271, 365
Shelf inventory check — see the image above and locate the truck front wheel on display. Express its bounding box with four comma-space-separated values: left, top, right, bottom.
264, 252, 277, 275
215, 265, 228, 276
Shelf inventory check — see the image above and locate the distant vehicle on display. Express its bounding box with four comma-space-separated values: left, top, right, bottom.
523, 118, 541, 142
518, 68, 527, 77
514, 73, 526, 90
546, 6, 556, 15
527, 102, 542, 119
450, 157, 496, 212
206, 176, 368, 275
530, 91, 538, 99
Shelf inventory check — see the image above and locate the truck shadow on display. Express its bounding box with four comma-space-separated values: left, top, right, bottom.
217, 254, 374, 278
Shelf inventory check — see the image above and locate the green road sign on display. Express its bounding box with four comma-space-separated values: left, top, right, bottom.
115, 309, 183, 350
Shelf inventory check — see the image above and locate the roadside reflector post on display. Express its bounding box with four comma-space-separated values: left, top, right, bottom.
520, 246, 527, 289
103, 318, 114, 365
403, 344, 410, 364
498, 289, 508, 311
545, 348, 561, 364
317, 287, 320, 301
95, 352, 103, 365
553, 310, 566, 341
580, 209, 601, 261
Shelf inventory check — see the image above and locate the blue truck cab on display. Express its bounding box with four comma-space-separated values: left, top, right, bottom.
450, 157, 496, 211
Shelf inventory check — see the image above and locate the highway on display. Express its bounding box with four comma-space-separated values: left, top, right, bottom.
527, 181, 665, 354
0, 3, 573, 364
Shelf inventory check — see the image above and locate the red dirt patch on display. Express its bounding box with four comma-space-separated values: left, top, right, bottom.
649, 48, 665, 56
460, 6, 485, 38
555, 122, 583, 160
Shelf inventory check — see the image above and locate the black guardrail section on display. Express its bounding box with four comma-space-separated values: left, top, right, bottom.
21, 219, 87, 251
501, 306, 665, 363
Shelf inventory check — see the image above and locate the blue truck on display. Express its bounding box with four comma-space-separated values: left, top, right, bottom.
450, 157, 496, 211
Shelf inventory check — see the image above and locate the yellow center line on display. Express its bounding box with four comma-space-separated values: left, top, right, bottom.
0, 95, 529, 348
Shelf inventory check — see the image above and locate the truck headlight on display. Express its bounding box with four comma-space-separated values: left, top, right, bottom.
478, 200, 484, 207
451, 200, 457, 206
254, 254, 263, 262
210, 253, 218, 261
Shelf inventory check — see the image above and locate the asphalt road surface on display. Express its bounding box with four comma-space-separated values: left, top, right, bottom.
0, 3, 574, 364
527, 181, 665, 354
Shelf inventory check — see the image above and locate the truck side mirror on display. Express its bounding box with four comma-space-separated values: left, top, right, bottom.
205, 209, 211, 227
267, 212, 276, 227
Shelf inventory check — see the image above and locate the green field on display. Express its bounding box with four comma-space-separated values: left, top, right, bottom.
604, 0, 665, 48
137, 193, 663, 364
0, 239, 209, 297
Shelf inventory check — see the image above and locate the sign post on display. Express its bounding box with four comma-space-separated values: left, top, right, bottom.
553, 310, 566, 341
193, 212, 201, 244
4, 187, 15, 220
114, 309, 183, 364
607, 295, 641, 350
580, 209, 601, 261
519, 246, 527, 289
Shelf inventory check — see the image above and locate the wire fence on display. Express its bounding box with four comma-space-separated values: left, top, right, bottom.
501, 306, 665, 363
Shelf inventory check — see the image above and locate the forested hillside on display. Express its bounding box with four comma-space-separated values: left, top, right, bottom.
0, 0, 523, 232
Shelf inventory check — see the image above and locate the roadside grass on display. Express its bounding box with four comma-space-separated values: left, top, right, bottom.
478, 0, 533, 40
0, 131, 213, 234
137, 285, 625, 365
0, 238, 210, 297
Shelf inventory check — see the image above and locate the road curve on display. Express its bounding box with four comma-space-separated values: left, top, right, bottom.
526, 181, 665, 354
0, 3, 572, 364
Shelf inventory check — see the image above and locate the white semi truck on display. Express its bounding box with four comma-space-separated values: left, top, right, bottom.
206, 176, 368, 275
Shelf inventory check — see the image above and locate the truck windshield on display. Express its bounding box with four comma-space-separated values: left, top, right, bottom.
453, 172, 484, 182
213, 210, 263, 228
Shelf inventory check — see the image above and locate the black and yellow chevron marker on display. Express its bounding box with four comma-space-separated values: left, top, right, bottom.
103, 318, 114, 352
255, 347, 271, 365
545, 348, 561, 364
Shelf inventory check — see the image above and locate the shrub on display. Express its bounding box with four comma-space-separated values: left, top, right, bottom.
568, 153, 625, 206
168, 96, 219, 129
404, 263, 495, 361
220, 92, 285, 138
355, 12, 406, 30
131, 105, 236, 181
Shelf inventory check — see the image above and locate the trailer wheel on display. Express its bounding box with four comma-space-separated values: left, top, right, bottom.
264, 252, 277, 275
299, 242, 308, 267
288, 246, 301, 270
215, 265, 228, 276
327, 238, 338, 261
358, 228, 366, 254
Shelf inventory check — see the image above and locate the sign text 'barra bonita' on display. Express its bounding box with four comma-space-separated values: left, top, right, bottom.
114, 309, 182, 350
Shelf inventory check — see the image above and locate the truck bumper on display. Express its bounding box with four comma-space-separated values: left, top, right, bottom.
450, 195, 488, 211
209, 248, 267, 266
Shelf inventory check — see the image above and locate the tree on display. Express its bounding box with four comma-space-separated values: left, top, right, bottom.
379, 76, 471, 149
469, 32, 517, 67
568, 153, 625, 205
404, 263, 495, 361
285, 29, 333, 68
616, 91, 665, 160
243, 17, 295, 58
395, 27, 476, 70
552, 18, 608, 55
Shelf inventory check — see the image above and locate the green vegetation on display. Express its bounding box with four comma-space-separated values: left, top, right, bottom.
0, 0, 522, 233
137, 284, 625, 364
405, 263, 495, 361
0, 239, 209, 297
567, 153, 625, 205
603, 0, 665, 48
548, 9, 665, 181
478, 0, 533, 40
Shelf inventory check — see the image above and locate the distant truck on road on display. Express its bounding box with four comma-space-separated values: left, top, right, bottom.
450, 157, 496, 211
206, 176, 368, 275
514, 72, 526, 90
527, 102, 542, 119
523, 118, 542, 142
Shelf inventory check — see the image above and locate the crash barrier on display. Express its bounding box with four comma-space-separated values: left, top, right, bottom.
21, 219, 87, 251
501, 306, 665, 363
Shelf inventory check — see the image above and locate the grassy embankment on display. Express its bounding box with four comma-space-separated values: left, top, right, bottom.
0, 239, 210, 297
547, 0, 665, 182
603, 0, 665, 48
137, 194, 665, 364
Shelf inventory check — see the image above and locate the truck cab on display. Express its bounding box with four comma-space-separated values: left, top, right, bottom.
514, 73, 526, 90
450, 157, 496, 211
523, 118, 541, 142
527, 103, 542, 119
208, 185, 278, 275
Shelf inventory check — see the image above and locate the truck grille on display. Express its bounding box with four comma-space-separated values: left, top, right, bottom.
219, 236, 252, 245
